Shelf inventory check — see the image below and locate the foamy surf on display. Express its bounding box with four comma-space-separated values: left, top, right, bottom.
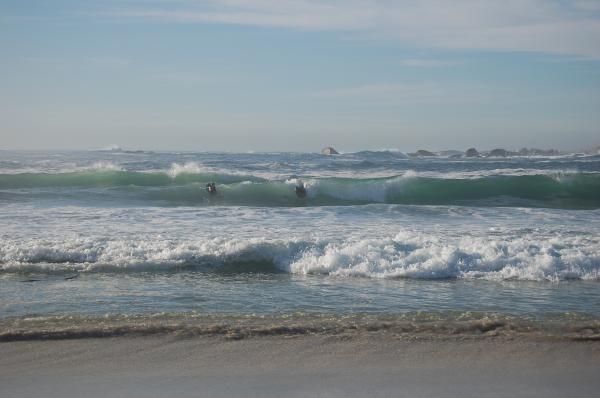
1, 150, 599, 321
2, 231, 598, 281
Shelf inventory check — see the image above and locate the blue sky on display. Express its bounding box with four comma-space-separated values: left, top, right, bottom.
1, 0, 600, 152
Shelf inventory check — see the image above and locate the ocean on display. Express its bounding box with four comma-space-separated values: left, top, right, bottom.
1, 149, 599, 339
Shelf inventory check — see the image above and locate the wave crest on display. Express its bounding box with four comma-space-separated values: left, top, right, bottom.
167, 162, 205, 178
2, 232, 599, 281
1, 171, 599, 208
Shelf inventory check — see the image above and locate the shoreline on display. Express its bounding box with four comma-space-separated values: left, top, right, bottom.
2, 313, 600, 342
2, 333, 599, 397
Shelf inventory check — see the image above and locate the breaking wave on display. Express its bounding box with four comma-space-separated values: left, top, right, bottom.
1, 231, 599, 281
1, 169, 599, 208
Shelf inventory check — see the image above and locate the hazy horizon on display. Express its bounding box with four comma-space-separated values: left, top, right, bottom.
2, 1, 600, 151
1, 144, 598, 154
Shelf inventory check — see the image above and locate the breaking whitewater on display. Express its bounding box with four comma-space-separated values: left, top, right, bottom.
1, 150, 599, 325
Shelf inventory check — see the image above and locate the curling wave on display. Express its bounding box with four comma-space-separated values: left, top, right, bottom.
1, 170, 600, 208
0, 168, 259, 188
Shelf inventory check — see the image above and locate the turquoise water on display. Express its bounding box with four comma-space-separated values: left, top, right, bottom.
1, 150, 599, 320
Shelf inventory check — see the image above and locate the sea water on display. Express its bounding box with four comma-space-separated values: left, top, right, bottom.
1, 150, 599, 334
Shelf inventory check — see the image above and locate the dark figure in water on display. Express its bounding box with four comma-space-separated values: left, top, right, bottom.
295, 181, 307, 198
206, 182, 217, 195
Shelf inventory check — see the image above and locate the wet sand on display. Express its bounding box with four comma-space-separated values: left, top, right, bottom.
1, 334, 599, 398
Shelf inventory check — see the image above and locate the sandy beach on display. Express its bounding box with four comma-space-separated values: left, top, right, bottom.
1, 333, 599, 398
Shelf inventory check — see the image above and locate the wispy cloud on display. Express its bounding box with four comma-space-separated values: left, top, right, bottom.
313, 84, 438, 100
311, 82, 491, 104
86, 57, 131, 69
22, 56, 131, 71
111, 0, 600, 58
399, 58, 459, 68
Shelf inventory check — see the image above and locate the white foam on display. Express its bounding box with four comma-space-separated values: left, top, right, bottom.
288, 231, 600, 281
88, 162, 123, 171
0, 161, 124, 175
167, 162, 206, 177
165, 162, 265, 180
2, 231, 599, 281
398, 168, 588, 179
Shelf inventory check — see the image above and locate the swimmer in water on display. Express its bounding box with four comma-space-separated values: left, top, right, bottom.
295, 181, 307, 198
206, 182, 217, 195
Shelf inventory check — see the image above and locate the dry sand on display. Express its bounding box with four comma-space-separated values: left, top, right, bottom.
1, 334, 599, 397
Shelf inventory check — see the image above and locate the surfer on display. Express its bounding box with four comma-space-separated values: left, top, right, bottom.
295, 181, 307, 198
206, 182, 217, 195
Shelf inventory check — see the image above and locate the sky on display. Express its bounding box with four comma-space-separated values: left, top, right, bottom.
1, 0, 600, 152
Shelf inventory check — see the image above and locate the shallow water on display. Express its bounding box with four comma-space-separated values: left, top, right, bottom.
2, 273, 600, 318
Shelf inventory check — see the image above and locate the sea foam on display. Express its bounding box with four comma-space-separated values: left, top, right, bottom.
167, 162, 206, 178
2, 231, 598, 281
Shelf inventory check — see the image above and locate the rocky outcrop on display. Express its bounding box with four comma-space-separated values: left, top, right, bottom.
517, 148, 560, 156
488, 148, 508, 157
465, 148, 479, 157
321, 147, 339, 155
438, 150, 462, 157
409, 150, 436, 157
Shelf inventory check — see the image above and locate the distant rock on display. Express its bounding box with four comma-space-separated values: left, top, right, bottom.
464, 148, 480, 157
517, 147, 560, 156
321, 146, 339, 155
488, 148, 508, 157
529, 148, 560, 156
409, 149, 436, 157
353, 150, 408, 159
438, 150, 462, 157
